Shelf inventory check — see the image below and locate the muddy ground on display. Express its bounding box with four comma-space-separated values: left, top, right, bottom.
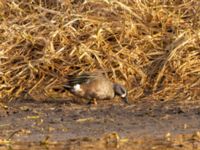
0, 98, 200, 149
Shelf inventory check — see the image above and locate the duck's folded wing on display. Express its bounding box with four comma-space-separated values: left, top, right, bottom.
66, 73, 91, 86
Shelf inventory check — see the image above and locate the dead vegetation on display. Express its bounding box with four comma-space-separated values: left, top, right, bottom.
0, 0, 199, 102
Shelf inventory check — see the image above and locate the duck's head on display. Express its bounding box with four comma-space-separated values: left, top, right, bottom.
113, 83, 129, 104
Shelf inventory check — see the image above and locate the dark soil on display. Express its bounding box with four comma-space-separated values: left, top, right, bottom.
0, 99, 200, 149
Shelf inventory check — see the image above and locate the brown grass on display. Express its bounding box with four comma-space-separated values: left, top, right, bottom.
0, 0, 199, 102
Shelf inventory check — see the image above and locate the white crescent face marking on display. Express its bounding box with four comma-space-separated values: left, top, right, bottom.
121, 93, 126, 98
73, 84, 82, 92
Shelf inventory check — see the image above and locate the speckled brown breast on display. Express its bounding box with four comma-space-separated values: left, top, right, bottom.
78, 76, 115, 100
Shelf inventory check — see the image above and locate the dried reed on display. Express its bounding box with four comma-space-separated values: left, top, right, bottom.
0, 0, 199, 102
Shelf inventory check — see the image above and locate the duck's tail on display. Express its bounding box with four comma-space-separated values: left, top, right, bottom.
63, 84, 73, 91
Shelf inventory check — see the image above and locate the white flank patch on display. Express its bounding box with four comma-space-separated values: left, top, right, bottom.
121, 93, 126, 98
73, 84, 82, 92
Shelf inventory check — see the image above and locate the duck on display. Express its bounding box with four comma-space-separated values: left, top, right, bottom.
63, 72, 128, 104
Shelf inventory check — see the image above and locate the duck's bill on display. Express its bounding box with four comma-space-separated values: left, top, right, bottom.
122, 97, 129, 104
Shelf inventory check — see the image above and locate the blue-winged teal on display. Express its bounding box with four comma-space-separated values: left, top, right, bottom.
63, 72, 128, 104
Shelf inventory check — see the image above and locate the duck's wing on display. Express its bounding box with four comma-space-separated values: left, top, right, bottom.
66, 73, 91, 86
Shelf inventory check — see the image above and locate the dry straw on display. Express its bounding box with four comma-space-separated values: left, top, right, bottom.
0, 0, 199, 102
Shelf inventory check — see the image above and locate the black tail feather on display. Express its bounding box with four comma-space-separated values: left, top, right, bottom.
63, 85, 73, 91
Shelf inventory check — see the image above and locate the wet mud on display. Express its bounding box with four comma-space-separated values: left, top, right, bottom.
0, 99, 200, 149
